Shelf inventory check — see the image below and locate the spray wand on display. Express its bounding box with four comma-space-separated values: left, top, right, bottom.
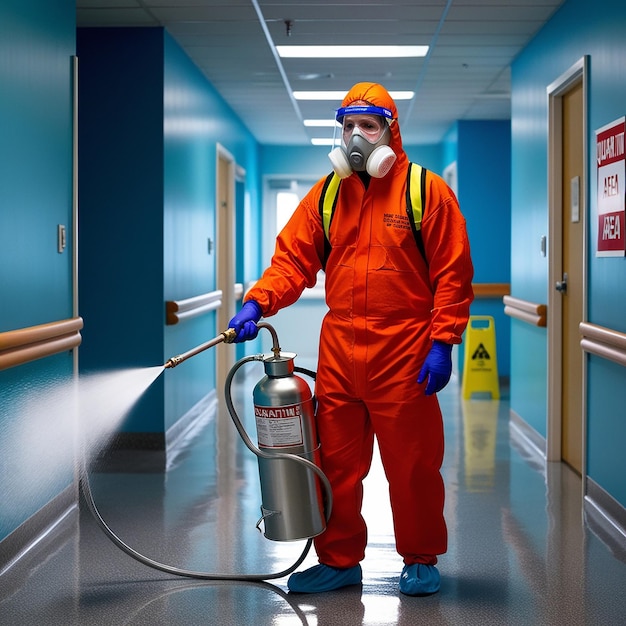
164, 327, 237, 369
164, 322, 283, 369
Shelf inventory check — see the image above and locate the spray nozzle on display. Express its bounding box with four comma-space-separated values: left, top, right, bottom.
163, 355, 183, 369
222, 328, 237, 343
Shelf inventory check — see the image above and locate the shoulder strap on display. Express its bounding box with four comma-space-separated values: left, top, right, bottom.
406, 163, 428, 263
319, 164, 428, 264
319, 172, 342, 239
318, 172, 341, 268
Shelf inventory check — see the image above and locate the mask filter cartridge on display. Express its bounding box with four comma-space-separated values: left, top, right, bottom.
328, 121, 396, 179
327, 147, 353, 179
365, 145, 396, 178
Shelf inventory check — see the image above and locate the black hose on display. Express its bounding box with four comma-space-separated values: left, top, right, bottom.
294, 366, 317, 381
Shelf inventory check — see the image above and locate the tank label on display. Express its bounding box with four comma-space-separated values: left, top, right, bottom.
254, 403, 303, 447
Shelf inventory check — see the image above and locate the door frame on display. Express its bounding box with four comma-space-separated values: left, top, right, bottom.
546, 56, 589, 470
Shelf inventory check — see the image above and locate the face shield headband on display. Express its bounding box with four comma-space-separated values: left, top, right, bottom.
335, 104, 394, 124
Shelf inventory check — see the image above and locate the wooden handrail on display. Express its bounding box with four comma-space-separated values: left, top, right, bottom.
472, 283, 510, 298
580, 322, 626, 367
503, 295, 547, 327
0, 317, 83, 371
166, 290, 222, 325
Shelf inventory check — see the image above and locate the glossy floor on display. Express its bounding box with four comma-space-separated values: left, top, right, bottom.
2, 372, 626, 625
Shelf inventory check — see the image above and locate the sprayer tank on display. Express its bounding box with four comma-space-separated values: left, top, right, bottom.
253, 353, 326, 541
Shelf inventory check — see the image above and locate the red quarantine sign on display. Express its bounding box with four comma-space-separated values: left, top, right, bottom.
596, 117, 625, 256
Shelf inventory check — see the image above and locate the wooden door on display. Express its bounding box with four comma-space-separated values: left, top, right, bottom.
559, 81, 584, 474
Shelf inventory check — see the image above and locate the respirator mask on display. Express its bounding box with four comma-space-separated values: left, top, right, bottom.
328, 104, 397, 179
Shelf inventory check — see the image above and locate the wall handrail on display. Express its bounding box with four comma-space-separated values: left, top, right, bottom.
166, 290, 222, 325
472, 283, 510, 298
580, 322, 626, 368
234, 282, 244, 301
503, 295, 547, 327
0, 317, 83, 371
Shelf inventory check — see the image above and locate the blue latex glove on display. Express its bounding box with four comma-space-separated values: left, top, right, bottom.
228, 300, 262, 343
417, 341, 453, 396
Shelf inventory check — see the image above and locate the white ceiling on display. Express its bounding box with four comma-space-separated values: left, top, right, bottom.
76, 0, 566, 146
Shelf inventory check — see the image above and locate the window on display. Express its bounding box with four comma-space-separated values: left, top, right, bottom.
276, 191, 299, 234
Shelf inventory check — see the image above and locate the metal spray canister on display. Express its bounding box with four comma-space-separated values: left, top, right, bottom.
253, 353, 326, 541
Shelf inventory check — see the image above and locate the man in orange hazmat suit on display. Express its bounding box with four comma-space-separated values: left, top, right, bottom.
229, 82, 474, 595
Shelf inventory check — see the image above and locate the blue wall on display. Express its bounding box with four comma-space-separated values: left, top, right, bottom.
458, 121, 511, 288
510, 0, 626, 506
260, 145, 331, 178
78, 28, 260, 435
0, 0, 76, 540
1, 0, 75, 331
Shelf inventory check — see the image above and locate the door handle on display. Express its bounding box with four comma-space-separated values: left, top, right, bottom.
555, 272, 568, 293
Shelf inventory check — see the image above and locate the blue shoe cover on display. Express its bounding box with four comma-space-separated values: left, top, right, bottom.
399, 563, 441, 596
287, 563, 362, 593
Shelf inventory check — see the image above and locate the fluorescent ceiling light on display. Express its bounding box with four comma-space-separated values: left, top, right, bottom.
383, 91, 414, 100
294, 91, 414, 101
311, 138, 334, 146
294, 91, 349, 100
304, 119, 339, 127
277, 45, 428, 58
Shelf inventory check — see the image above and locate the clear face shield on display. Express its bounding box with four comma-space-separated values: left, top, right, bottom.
328, 104, 397, 179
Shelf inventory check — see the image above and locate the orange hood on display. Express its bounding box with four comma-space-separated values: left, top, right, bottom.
340, 82, 406, 162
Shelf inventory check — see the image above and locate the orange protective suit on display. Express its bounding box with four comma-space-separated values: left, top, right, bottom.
246, 83, 474, 567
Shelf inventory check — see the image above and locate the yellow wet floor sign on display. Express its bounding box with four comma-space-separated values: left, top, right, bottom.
462, 315, 500, 399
